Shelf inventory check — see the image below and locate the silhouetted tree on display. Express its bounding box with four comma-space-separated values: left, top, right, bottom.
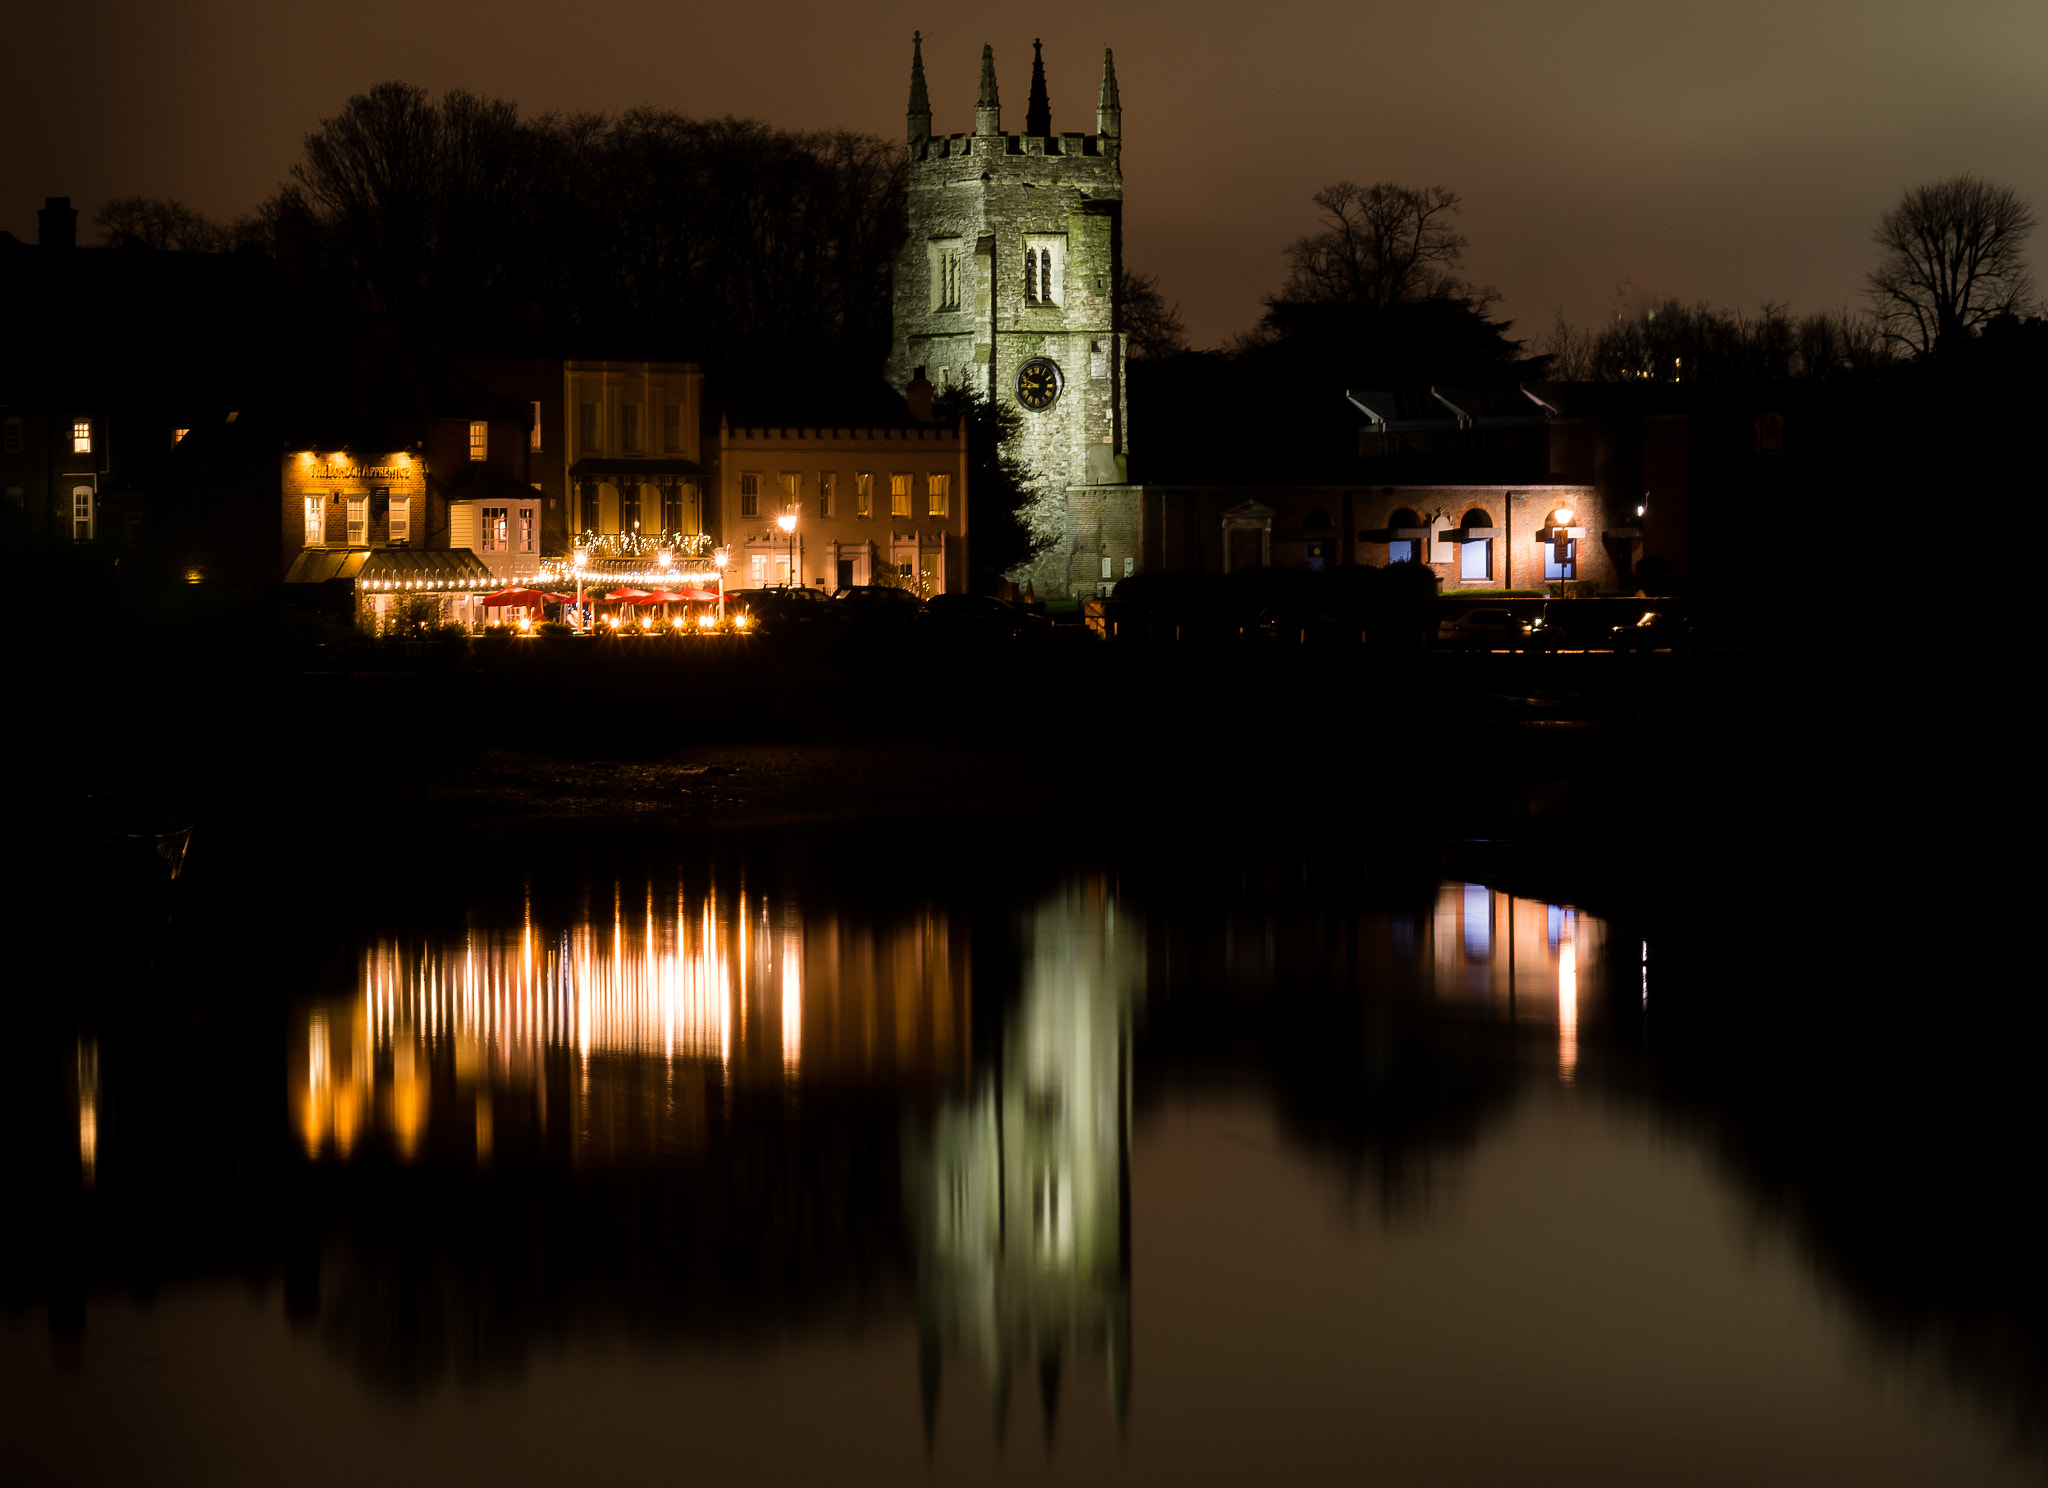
278, 83, 906, 373
932, 385, 1049, 587
94, 197, 230, 251
1118, 268, 1187, 360
1866, 174, 2038, 356
1537, 299, 1890, 385
1275, 182, 1497, 313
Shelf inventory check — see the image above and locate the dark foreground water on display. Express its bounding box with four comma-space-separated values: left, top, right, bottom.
2, 834, 2038, 1487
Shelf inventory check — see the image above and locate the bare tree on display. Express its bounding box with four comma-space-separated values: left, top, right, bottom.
1118, 268, 1187, 359
1866, 174, 2038, 355
95, 196, 229, 251
1279, 182, 1497, 310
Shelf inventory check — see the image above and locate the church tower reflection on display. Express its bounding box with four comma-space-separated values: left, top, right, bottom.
904, 877, 1139, 1444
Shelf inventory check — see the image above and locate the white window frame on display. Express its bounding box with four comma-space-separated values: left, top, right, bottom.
855, 473, 873, 518
71, 485, 94, 541
304, 496, 324, 548
389, 496, 410, 544
739, 473, 760, 517
817, 472, 835, 519
890, 473, 911, 518
469, 421, 488, 460
346, 496, 366, 546
481, 505, 508, 552
927, 472, 950, 517
518, 506, 535, 553
72, 419, 92, 455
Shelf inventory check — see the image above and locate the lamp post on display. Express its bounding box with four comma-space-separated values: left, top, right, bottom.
572, 544, 588, 631
776, 511, 798, 588
657, 546, 673, 626
713, 545, 729, 624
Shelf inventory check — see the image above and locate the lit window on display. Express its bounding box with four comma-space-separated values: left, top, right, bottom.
818, 472, 835, 519
304, 496, 324, 547
529, 402, 542, 452
173, 428, 189, 444
927, 472, 950, 517
1544, 539, 1577, 581
518, 507, 535, 553
469, 422, 488, 460
622, 404, 641, 453
73, 420, 92, 454
663, 404, 681, 453
778, 472, 798, 511
855, 473, 873, 518
481, 506, 507, 551
890, 474, 911, 517
389, 497, 410, 543
2, 418, 20, 455
897, 559, 913, 579
347, 497, 366, 546
739, 473, 759, 518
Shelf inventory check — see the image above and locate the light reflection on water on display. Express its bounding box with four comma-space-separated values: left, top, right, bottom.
17, 870, 2035, 1487
290, 883, 969, 1165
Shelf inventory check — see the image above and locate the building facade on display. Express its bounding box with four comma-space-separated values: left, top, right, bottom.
714, 417, 967, 593
1142, 482, 1613, 590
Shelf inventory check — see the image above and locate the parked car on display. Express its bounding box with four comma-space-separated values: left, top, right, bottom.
1436, 608, 1528, 649
1254, 604, 1357, 647
1526, 604, 1615, 652
919, 592, 1053, 639
1611, 610, 1692, 651
727, 586, 832, 630
832, 584, 925, 620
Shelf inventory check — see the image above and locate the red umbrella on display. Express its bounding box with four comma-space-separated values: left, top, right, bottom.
675, 587, 720, 602
483, 588, 551, 606
538, 593, 581, 605
604, 587, 651, 601
633, 589, 685, 604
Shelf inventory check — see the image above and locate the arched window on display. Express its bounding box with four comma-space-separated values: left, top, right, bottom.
1460, 507, 1495, 531
1302, 508, 1333, 531
1389, 507, 1423, 529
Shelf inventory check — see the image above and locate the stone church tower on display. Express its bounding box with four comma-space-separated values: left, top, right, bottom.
888, 37, 1136, 594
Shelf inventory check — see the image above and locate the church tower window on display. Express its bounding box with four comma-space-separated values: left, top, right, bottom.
1025, 250, 1040, 303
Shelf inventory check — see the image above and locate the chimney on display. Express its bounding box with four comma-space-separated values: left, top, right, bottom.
906, 369, 935, 423
38, 196, 78, 250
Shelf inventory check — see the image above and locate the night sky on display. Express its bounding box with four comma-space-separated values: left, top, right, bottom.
6, 0, 2043, 349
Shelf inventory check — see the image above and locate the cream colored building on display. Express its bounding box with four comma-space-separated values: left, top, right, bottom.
716, 416, 968, 592
562, 360, 708, 544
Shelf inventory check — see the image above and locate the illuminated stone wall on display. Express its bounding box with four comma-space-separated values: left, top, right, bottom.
887, 43, 1128, 597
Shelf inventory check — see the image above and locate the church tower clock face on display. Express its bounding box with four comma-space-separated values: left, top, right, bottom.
1016, 357, 1063, 411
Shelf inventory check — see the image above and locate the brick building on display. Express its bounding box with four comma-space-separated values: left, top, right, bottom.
714, 415, 967, 593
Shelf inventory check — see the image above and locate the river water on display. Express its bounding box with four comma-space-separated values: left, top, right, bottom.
1, 843, 2035, 1486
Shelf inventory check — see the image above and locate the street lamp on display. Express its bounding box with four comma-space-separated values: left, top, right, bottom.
572, 544, 588, 630
713, 544, 730, 624
776, 511, 797, 588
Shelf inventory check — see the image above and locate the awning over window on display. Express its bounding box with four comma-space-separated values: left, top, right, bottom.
285, 547, 496, 591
